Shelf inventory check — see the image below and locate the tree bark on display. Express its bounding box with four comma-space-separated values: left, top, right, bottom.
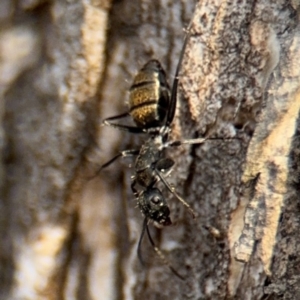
0, 0, 299, 300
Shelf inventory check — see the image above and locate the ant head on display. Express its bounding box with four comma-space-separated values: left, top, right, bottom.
138, 188, 172, 226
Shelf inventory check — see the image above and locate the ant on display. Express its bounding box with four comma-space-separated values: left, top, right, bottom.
99, 26, 207, 279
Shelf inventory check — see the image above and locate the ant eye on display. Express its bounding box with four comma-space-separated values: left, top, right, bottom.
151, 195, 160, 204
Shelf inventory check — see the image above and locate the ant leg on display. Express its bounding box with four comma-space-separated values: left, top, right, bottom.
131, 179, 138, 197
165, 18, 193, 128
155, 170, 197, 219
102, 112, 144, 134
145, 220, 185, 280
137, 218, 185, 280
101, 149, 139, 169
166, 137, 240, 148
103, 112, 129, 122
137, 217, 148, 266
91, 149, 139, 179
165, 137, 207, 148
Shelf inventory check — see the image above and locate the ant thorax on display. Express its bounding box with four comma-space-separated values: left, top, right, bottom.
150, 125, 171, 151
153, 133, 165, 150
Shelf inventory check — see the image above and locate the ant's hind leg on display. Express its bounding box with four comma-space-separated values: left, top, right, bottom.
102, 112, 144, 134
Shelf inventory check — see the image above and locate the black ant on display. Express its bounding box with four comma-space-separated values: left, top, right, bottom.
99, 26, 207, 279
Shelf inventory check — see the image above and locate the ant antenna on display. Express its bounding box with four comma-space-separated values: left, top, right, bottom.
138, 218, 185, 280
145, 221, 185, 280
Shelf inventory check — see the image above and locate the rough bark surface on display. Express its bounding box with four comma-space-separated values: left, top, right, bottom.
0, 0, 299, 300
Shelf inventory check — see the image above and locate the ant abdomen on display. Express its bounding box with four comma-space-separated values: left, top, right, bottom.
129, 60, 171, 129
